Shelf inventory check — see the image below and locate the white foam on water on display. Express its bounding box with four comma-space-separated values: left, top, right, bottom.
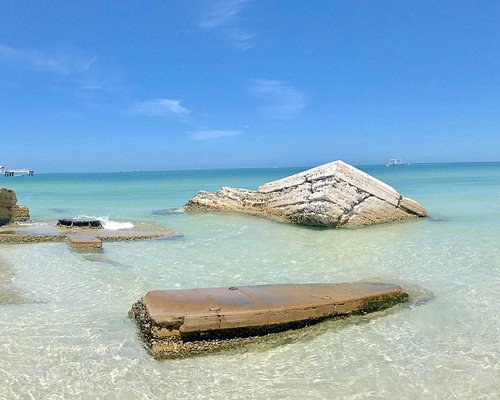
99, 217, 134, 230
15, 222, 49, 226
76, 215, 134, 230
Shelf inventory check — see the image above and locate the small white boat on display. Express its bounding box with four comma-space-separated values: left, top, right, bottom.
385, 159, 404, 167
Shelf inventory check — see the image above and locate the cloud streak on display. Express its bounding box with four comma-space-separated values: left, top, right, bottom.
131, 99, 189, 117
0, 44, 96, 74
198, 1, 254, 51
228, 31, 255, 51
248, 79, 307, 119
188, 129, 241, 140
199, 0, 248, 28
131, 100, 242, 141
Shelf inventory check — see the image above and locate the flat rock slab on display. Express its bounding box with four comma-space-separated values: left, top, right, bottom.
0, 221, 183, 244
130, 282, 408, 358
67, 234, 103, 252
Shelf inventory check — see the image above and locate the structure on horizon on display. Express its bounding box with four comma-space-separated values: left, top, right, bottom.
0, 165, 34, 177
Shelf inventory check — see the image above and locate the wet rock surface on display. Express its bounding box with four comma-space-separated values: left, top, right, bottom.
151, 208, 183, 216
57, 218, 103, 228
67, 234, 103, 252
184, 160, 427, 227
0, 221, 183, 244
130, 282, 409, 358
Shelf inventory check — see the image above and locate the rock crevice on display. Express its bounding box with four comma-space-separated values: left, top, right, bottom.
183, 160, 427, 228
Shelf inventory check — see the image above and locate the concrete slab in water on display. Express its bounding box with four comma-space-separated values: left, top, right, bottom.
67, 234, 103, 252
131, 282, 408, 358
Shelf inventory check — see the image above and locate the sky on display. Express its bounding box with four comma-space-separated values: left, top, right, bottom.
0, 0, 499, 172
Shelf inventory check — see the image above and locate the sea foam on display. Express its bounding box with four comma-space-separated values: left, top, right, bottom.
77, 215, 134, 230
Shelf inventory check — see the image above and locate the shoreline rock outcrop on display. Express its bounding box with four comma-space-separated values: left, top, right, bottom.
183, 160, 427, 228
0, 187, 30, 226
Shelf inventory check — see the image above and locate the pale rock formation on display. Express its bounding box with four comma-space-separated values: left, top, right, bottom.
0, 187, 30, 225
183, 160, 427, 228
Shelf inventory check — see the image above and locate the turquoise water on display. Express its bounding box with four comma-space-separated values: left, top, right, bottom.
1, 163, 499, 399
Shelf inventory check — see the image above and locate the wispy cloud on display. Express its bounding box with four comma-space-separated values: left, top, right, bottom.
198, 0, 254, 51
131, 99, 189, 117
188, 129, 242, 140
247, 79, 307, 119
78, 78, 119, 92
0, 44, 96, 74
0, 43, 125, 99
199, 0, 248, 28
228, 30, 255, 51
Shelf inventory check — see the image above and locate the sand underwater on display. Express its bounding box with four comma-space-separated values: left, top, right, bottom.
0, 163, 499, 399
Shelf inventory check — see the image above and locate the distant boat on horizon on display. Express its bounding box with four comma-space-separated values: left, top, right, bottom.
385, 159, 405, 167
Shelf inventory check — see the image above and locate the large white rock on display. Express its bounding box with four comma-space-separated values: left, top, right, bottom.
183, 161, 427, 228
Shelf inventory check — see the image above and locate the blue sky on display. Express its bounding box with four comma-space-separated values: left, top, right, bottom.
1, 1, 499, 172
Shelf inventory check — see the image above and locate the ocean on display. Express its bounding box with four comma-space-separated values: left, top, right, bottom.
1, 163, 499, 399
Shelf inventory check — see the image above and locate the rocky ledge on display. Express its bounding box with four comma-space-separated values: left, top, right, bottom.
0, 223, 182, 245
0, 187, 30, 226
183, 160, 427, 228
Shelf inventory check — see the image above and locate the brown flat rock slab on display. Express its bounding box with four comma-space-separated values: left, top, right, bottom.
67, 234, 103, 252
144, 283, 405, 333
131, 282, 408, 357
95, 230, 182, 241
67, 234, 101, 243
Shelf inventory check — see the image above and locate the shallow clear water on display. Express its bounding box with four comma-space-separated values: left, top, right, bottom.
1, 163, 499, 399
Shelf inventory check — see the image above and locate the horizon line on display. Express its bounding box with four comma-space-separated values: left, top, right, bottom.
1, 160, 499, 175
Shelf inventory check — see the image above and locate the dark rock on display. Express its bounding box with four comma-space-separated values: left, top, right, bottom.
57, 218, 103, 228
0, 187, 30, 225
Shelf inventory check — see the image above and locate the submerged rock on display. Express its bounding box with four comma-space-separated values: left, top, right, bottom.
183, 160, 427, 228
57, 218, 103, 228
0, 187, 30, 225
67, 234, 103, 252
130, 282, 408, 358
151, 208, 183, 216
